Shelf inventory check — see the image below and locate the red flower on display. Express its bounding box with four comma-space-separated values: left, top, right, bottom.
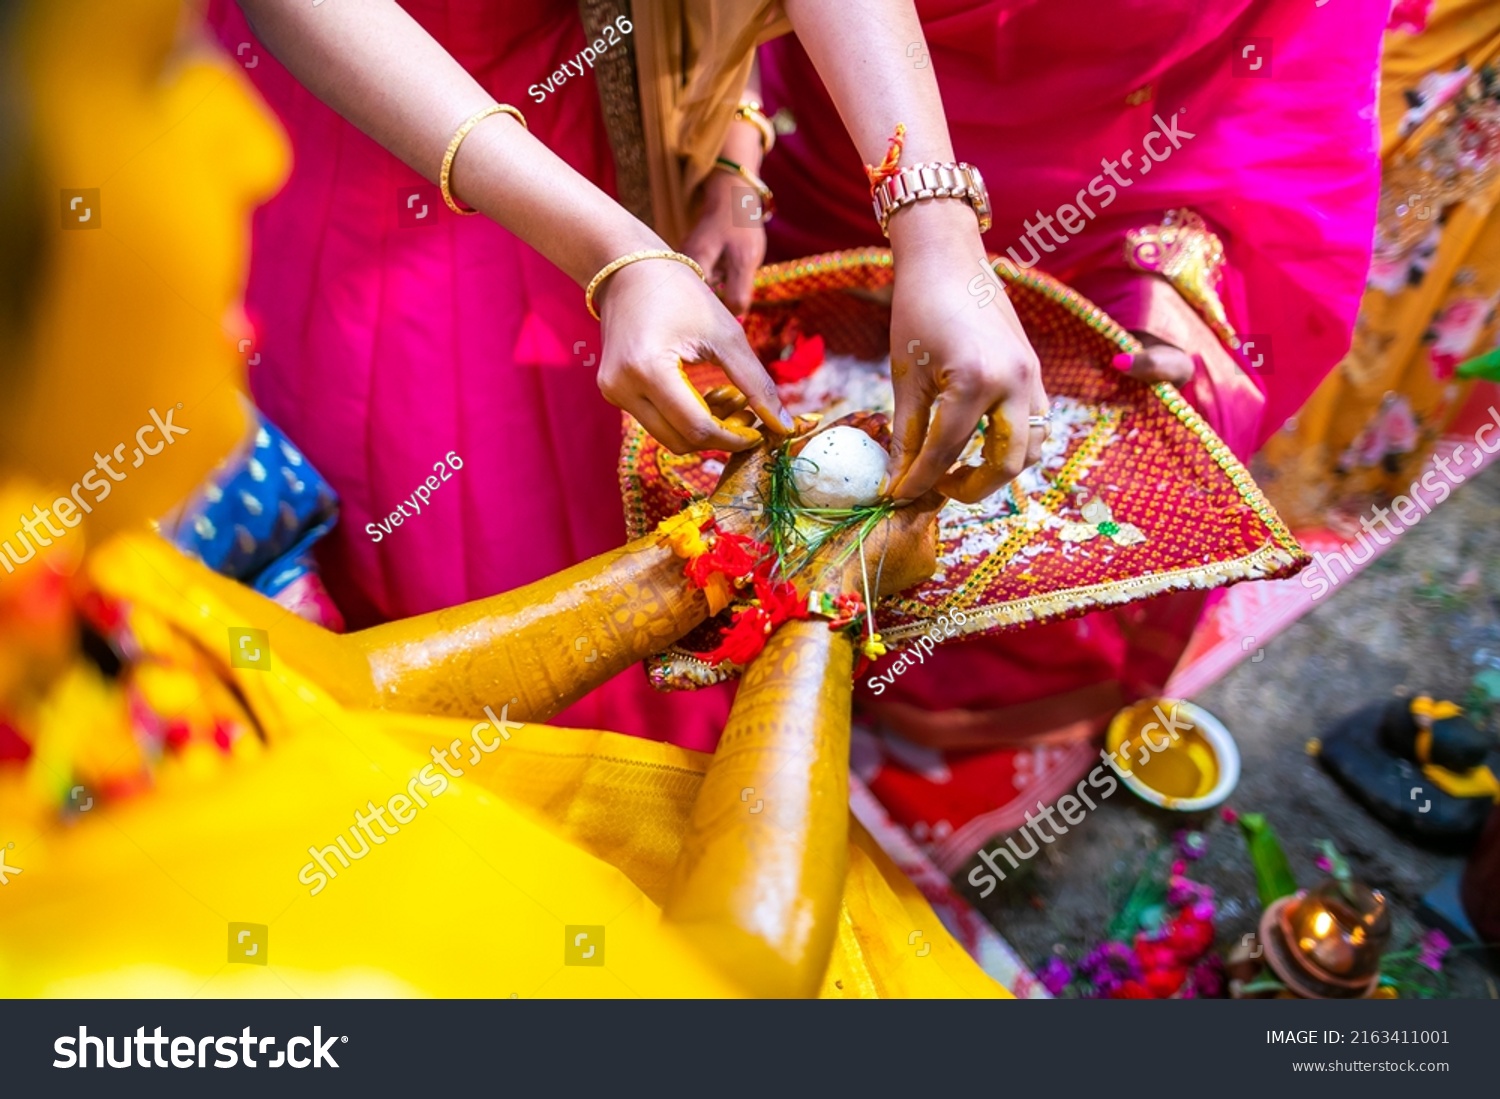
1109, 980, 1154, 1000
685, 530, 765, 589
0, 720, 32, 764
753, 576, 807, 624
1134, 939, 1179, 973
163, 719, 192, 750
700, 606, 774, 666
828, 592, 864, 629
1145, 967, 1187, 998
1163, 915, 1216, 962
768, 332, 825, 384
76, 589, 126, 633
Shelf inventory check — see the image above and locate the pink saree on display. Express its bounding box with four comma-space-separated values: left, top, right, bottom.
760, 0, 1386, 868
208, 1, 734, 748
764, 0, 1385, 443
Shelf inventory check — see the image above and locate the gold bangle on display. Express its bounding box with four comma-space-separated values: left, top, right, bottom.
440, 103, 528, 216
733, 99, 776, 155
585, 249, 706, 321
713, 156, 775, 224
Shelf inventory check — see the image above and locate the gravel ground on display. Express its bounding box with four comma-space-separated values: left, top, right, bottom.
959, 461, 1500, 998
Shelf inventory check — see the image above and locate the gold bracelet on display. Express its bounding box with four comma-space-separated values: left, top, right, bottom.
585, 249, 706, 321
440, 103, 528, 216
732, 99, 776, 155
713, 156, 775, 224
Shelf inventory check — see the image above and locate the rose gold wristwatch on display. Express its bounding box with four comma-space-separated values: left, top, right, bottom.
871, 161, 992, 237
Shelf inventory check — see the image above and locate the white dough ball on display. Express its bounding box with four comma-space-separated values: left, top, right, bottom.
792, 426, 888, 509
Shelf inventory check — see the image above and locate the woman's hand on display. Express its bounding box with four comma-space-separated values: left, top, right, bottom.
886, 204, 1048, 504
595, 260, 794, 455
773, 0, 1048, 503
681, 171, 768, 318
1113, 332, 1198, 386
681, 116, 770, 317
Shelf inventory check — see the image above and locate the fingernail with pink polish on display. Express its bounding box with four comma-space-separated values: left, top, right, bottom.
1111, 353, 1134, 372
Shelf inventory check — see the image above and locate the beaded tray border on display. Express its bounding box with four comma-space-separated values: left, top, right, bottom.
619, 249, 1306, 689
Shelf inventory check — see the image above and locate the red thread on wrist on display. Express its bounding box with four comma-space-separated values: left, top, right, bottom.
865, 123, 908, 196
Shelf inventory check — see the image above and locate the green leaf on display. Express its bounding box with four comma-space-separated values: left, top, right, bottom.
1456, 346, 1500, 382
1239, 812, 1299, 907
1472, 669, 1500, 704
1316, 839, 1352, 884
1139, 904, 1168, 934
1239, 974, 1289, 995
1107, 848, 1169, 940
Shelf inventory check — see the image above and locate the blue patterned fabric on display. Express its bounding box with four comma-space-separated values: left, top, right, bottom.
162, 413, 338, 599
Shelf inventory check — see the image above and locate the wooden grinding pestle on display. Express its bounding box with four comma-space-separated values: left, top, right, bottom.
662, 413, 941, 996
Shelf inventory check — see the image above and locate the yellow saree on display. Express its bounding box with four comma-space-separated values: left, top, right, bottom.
0, 531, 1004, 999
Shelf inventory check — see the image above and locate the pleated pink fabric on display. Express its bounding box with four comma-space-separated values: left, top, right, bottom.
763, 0, 1387, 446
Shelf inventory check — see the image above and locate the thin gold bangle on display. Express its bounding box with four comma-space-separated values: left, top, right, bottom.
440, 104, 527, 216
713, 156, 775, 224
585, 249, 706, 321
733, 99, 776, 155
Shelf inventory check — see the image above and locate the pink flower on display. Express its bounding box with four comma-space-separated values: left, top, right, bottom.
1037, 957, 1074, 996
1418, 928, 1451, 972
1388, 0, 1434, 34
1431, 351, 1460, 381
1168, 875, 1212, 907
1340, 394, 1418, 470
1189, 956, 1227, 998
1367, 252, 1411, 295
1428, 296, 1497, 379
1080, 941, 1140, 994
1175, 829, 1208, 861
